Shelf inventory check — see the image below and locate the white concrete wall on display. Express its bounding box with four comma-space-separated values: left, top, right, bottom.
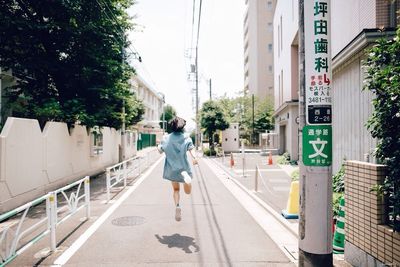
0, 117, 132, 213
222, 123, 240, 152
332, 58, 376, 173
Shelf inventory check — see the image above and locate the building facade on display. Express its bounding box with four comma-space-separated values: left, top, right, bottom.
243, 0, 276, 101
331, 0, 399, 173
130, 74, 164, 140
272, 0, 299, 160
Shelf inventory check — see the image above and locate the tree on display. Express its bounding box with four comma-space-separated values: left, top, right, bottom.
200, 100, 229, 151
159, 104, 177, 133
214, 94, 274, 145
364, 28, 400, 231
0, 0, 143, 129
254, 98, 274, 134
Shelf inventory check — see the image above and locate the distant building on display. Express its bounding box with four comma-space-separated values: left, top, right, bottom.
222, 123, 240, 152
243, 0, 276, 101
272, 0, 299, 160
130, 74, 164, 141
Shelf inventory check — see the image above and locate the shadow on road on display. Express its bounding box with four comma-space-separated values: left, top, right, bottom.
155, 233, 200, 254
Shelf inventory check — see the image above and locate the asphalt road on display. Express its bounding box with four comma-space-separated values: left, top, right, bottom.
52, 158, 294, 266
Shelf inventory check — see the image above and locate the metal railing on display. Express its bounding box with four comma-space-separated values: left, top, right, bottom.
0, 194, 50, 266
50, 176, 90, 251
105, 149, 160, 202
0, 176, 90, 266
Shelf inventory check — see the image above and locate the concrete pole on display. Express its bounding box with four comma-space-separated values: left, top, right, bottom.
252, 94, 255, 146
195, 46, 199, 150
298, 0, 333, 266
209, 79, 212, 100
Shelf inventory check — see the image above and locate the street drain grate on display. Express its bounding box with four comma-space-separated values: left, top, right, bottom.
111, 216, 146, 226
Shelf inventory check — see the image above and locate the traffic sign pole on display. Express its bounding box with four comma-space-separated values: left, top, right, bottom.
299, 0, 333, 266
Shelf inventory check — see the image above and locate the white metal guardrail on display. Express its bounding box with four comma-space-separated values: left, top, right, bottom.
0, 176, 90, 266
50, 176, 90, 251
0, 194, 50, 267
105, 149, 161, 202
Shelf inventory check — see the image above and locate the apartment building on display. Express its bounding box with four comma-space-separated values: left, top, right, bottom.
243, 0, 276, 101
272, 0, 299, 160
130, 74, 163, 137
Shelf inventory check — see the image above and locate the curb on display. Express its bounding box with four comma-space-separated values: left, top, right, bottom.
211, 158, 299, 238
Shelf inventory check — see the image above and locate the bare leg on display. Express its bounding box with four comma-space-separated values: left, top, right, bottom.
183, 183, 191, 194
171, 182, 180, 206
171, 182, 181, 221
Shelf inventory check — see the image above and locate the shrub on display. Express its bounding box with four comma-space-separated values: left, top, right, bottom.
291, 169, 299, 181
203, 148, 216, 157
277, 152, 290, 165
364, 28, 400, 231
333, 163, 345, 193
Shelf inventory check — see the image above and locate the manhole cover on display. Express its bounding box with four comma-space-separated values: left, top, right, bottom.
111, 216, 146, 226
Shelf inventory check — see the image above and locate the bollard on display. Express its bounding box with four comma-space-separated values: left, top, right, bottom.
254, 165, 259, 192
333, 197, 345, 254
281, 181, 299, 219
268, 151, 273, 165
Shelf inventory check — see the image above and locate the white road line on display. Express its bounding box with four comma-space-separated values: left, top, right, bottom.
269, 179, 290, 184
233, 169, 285, 173
272, 186, 290, 192
52, 156, 164, 267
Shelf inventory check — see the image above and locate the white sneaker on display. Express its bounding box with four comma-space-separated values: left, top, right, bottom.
175, 206, 182, 221
181, 171, 192, 184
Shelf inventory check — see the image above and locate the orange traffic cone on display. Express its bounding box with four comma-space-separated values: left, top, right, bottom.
268, 151, 273, 165
230, 152, 234, 168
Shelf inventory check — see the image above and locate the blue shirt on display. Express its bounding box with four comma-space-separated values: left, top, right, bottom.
160, 132, 194, 182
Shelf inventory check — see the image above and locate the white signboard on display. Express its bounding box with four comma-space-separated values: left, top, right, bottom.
304, 0, 332, 125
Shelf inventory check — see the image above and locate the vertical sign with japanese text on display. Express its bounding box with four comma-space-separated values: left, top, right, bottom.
304, 0, 332, 125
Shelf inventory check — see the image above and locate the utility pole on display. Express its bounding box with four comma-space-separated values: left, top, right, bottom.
252, 94, 255, 146
195, 46, 199, 150
121, 47, 126, 162
299, 0, 333, 266
209, 79, 212, 100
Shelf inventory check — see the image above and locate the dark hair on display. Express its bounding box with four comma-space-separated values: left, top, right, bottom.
169, 116, 186, 132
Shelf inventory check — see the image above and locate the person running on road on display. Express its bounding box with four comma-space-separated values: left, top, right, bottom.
157, 116, 198, 221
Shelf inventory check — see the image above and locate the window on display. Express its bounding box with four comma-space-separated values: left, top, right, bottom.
267, 1, 272, 10
268, 43, 273, 53
234, 126, 237, 129
268, 65, 273, 73
268, 86, 273, 91
225, 138, 228, 142
268, 22, 273, 32
90, 126, 103, 156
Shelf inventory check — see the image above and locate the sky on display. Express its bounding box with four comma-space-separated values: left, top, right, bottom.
128, 0, 246, 130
